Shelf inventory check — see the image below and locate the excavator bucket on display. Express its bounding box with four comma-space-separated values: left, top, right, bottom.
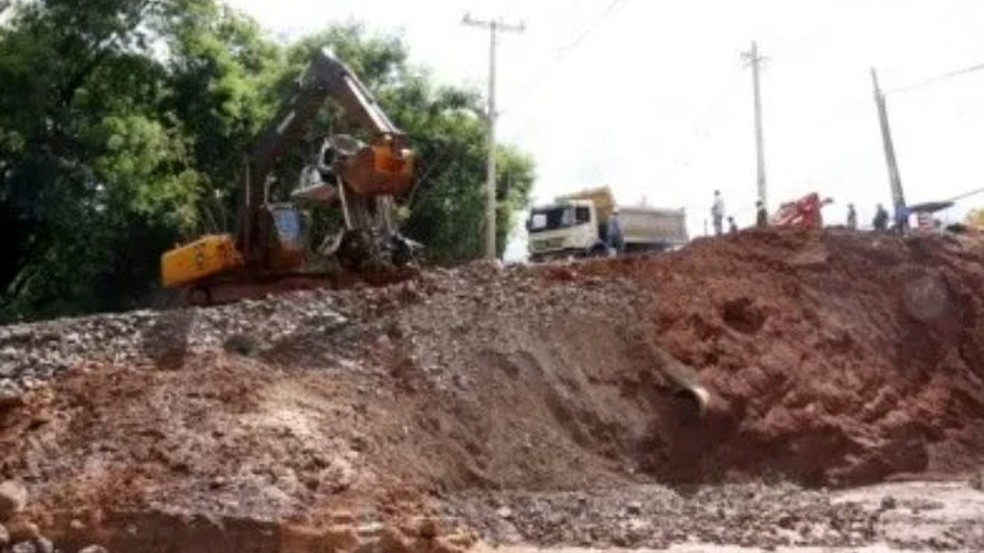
342, 144, 415, 197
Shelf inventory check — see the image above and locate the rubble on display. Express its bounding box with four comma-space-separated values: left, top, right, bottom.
0, 228, 983, 551
0, 482, 27, 522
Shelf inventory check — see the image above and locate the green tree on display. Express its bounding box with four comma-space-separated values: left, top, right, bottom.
0, 7, 534, 323
0, 0, 203, 319
286, 25, 534, 262
965, 208, 984, 230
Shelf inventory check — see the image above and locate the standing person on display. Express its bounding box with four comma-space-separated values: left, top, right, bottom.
847, 203, 858, 230
873, 203, 889, 231
728, 216, 738, 234
711, 190, 725, 236
894, 203, 910, 235
607, 208, 624, 254
756, 200, 768, 228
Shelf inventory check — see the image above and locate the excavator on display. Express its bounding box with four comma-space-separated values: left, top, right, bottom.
770, 192, 833, 229
160, 49, 415, 303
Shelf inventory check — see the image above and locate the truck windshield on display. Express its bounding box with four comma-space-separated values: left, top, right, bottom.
528, 206, 590, 233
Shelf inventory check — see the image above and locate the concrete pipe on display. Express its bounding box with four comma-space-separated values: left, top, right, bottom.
672, 383, 711, 424
643, 339, 711, 423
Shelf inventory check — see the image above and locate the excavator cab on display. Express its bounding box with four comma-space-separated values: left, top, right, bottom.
264, 203, 305, 269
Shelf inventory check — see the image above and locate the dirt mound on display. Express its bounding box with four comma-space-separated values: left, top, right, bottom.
567, 229, 984, 485
2, 228, 984, 551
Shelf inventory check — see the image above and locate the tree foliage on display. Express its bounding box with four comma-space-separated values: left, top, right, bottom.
0, 2, 534, 322
965, 208, 984, 230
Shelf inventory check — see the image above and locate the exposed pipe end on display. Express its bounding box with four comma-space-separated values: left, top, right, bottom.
673, 384, 711, 424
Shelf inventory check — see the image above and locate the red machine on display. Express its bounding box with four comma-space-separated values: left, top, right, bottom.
769, 193, 832, 229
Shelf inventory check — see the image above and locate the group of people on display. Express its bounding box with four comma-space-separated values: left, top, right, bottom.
713, 191, 910, 235
847, 202, 909, 233
711, 190, 769, 236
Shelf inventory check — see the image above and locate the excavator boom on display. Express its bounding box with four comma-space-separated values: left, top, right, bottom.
161, 49, 415, 297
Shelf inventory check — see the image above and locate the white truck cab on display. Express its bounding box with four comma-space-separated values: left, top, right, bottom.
527, 200, 606, 261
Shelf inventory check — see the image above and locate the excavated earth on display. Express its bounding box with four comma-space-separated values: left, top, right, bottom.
1, 228, 984, 552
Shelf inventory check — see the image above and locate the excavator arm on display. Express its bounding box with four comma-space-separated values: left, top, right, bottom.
162, 49, 415, 291
248, 49, 407, 192
238, 48, 414, 268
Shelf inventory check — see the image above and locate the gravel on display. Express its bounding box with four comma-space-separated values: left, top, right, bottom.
0, 290, 351, 399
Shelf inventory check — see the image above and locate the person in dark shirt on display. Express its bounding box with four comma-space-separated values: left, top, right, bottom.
607, 209, 624, 254
894, 203, 911, 235
873, 203, 889, 231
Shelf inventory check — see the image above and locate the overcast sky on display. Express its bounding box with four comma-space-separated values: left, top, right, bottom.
227, 0, 984, 246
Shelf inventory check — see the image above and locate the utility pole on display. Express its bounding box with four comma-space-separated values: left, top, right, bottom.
741, 41, 768, 210
463, 13, 524, 260
871, 68, 906, 210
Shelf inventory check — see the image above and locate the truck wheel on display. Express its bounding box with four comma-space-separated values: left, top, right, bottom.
588, 244, 609, 257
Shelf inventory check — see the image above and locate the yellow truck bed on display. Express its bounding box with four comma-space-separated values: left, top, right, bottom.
557, 186, 616, 224
161, 234, 244, 289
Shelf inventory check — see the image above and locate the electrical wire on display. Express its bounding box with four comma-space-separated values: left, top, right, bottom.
556, 0, 630, 58
502, 0, 631, 115
410, 2, 636, 208
945, 186, 984, 203
886, 61, 984, 95
655, 69, 743, 186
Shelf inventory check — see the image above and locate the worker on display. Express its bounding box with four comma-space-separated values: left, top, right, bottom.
728, 216, 738, 234
607, 208, 625, 254
711, 190, 724, 236
847, 204, 858, 230
894, 203, 911, 235
873, 203, 889, 231
756, 201, 768, 228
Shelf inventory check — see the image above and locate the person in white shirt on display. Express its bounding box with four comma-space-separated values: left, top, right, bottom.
711, 190, 725, 236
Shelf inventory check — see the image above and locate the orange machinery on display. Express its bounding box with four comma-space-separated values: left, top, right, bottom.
769, 193, 832, 229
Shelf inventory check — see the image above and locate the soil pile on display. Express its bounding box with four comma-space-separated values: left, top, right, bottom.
567, 229, 984, 485
1, 228, 983, 552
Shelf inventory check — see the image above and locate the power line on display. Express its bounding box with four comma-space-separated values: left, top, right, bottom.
946, 186, 984, 203
656, 69, 743, 185
886, 60, 984, 95
501, 0, 631, 115
556, 0, 629, 58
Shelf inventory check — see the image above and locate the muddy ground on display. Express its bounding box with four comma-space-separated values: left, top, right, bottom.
1, 228, 983, 552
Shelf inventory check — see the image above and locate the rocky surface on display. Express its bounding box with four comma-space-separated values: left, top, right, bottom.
0, 479, 103, 553
0, 294, 350, 400
1, 228, 984, 552
448, 481, 984, 551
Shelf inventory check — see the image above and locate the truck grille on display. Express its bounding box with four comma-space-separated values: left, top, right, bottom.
532, 238, 564, 252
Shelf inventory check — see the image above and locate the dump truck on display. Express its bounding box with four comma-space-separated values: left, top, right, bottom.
526, 186, 688, 262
